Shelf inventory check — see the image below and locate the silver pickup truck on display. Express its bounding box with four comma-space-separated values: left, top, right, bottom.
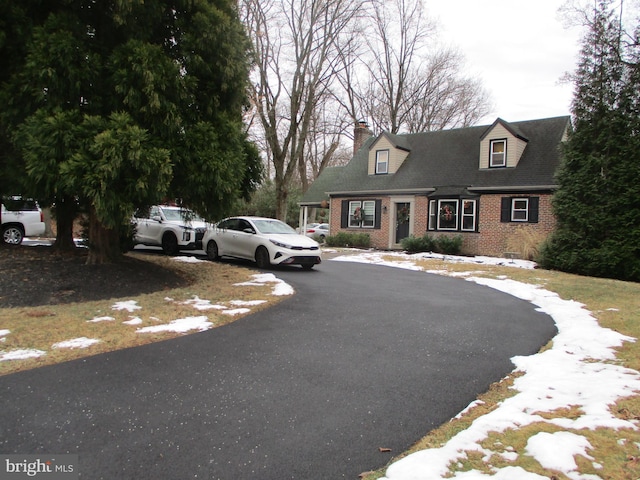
1, 197, 46, 244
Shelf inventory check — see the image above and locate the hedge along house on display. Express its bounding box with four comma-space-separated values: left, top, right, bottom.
299, 116, 571, 258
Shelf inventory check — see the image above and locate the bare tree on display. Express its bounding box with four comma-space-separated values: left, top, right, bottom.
338, 0, 492, 134
241, 0, 365, 221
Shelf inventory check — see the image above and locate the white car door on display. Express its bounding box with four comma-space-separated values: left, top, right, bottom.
215, 218, 239, 256
144, 206, 165, 245
233, 219, 260, 260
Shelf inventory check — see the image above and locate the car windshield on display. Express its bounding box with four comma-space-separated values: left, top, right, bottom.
161, 208, 203, 222
252, 219, 297, 235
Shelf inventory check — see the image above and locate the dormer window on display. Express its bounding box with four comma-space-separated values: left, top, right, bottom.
490, 139, 506, 167
376, 150, 389, 174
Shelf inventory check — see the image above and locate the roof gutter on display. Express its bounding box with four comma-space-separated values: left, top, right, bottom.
467, 185, 558, 192
326, 188, 436, 196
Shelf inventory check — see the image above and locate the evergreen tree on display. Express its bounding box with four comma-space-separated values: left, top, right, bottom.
539, 0, 640, 281
1, 0, 262, 263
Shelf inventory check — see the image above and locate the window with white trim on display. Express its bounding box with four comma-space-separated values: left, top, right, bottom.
461, 200, 477, 231
438, 199, 458, 230
490, 139, 506, 167
428, 198, 478, 232
375, 150, 389, 174
511, 198, 529, 221
349, 200, 376, 228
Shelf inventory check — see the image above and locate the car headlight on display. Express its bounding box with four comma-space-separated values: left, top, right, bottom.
270, 239, 292, 249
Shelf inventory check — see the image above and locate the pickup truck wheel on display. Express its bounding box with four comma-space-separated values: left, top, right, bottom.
206, 240, 219, 261
2, 225, 24, 245
255, 246, 271, 269
161, 232, 179, 255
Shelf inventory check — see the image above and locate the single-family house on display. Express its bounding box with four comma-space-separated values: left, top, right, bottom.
299, 116, 571, 258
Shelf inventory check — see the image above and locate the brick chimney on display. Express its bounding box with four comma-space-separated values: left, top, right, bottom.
353, 120, 372, 155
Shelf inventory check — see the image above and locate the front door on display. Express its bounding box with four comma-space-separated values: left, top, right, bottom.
395, 202, 411, 244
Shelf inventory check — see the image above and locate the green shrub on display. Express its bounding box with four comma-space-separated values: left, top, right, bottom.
326, 232, 370, 248
435, 235, 463, 255
400, 233, 462, 255
401, 234, 436, 253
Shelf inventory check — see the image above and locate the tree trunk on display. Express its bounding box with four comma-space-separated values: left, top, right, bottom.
52, 195, 77, 252
275, 181, 288, 222
86, 206, 122, 265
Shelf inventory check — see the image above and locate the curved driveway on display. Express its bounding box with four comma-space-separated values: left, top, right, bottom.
0, 259, 556, 479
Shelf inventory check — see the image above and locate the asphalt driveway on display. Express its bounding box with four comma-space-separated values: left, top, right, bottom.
0, 259, 556, 479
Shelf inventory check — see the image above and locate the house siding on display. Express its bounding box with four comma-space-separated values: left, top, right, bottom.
368, 137, 409, 175
479, 124, 528, 168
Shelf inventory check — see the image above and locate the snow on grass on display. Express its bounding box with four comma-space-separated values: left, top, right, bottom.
525, 431, 594, 474
136, 316, 212, 334
122, 316, 143, 325
221, 308, 251, 316
0, 349, 46, 361
87, 316, 115, 323
180, 296, 228, 311
171, 256, 205, 263
0, 330, 9, 342
230, 299, 267, 306
111, 300, 141, 312
52, 337, 100, 349
330, 252, 640, 480
234, 273, 294, 296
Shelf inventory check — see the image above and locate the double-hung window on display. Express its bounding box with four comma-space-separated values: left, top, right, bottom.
375, 150, 389, 174
461, 200, 477, 231
349, 200, 376, 228
511, 198, 529, 221
490, 139, 506, 167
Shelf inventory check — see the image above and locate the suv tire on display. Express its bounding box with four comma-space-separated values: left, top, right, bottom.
2, 225, 24, 245
161, 232, 179, 255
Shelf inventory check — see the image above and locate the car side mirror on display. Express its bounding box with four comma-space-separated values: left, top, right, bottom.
243, 228, 255, 234
152, 215, 162, 222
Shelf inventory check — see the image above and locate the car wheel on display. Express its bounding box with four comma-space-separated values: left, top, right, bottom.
2, 225, 24, 245
255, 246, 271, 269
319, 234, 326, 242
206, 240, 219, 261
161, 232, 179, 255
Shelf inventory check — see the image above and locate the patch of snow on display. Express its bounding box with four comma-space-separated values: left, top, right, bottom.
122, 317, 143, 325
87, 316, 115, 323
111, 300, 141, 312
234, 273, 294, 296
229, 300, 267, 306
172, 256, 204, 263
180, 296, 227, 311
0, 329, 10, 338
52, 337, 100, 349
136, 316, 212, 334
221, 308, 251, 316
525, 432, 593, 474
0, 349, 46, 361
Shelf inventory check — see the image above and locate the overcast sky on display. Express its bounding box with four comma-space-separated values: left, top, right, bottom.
426, 0, 584, 125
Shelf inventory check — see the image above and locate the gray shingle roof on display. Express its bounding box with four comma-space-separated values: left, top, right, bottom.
300, 116, 570, 204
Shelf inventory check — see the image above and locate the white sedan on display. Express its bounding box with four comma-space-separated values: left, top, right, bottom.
203, 216, 322, 270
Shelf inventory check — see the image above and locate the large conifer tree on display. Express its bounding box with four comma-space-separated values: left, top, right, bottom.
539, 0, 640, 281
0, 0, 262, 263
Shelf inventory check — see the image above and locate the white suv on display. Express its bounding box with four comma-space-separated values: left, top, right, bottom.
133, 205, 208, 255
1, 197, 46, 245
